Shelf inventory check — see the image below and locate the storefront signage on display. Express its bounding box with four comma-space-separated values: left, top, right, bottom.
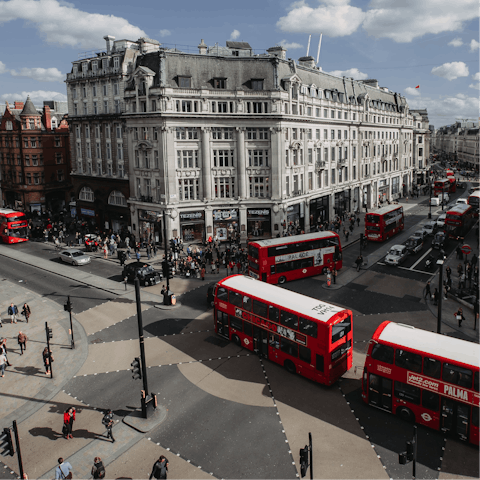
180, 211, 204, 221
213, 209, 238, 221
80, 208, 95, 217
248, 209, 270, 216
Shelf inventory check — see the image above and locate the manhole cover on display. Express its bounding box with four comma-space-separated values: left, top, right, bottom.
90, 338, 103, 344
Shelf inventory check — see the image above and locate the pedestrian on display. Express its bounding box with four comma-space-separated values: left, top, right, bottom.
1, 339, 11, 367
355, 255, 363, 272
55, 458, 73, 480
146, 244, 151, 260
356, 217, 360, 227
63, 406, 75, 439
332, 267, 337, 284
456, 244, 462, 260
17, 331, 27, 355
425, 281, 431, 300
103, 244, 108, 259
472, 253, 478, 269
433, 288, 438, 306
21, 303, 31, 323
454, 308, 465, 327
8, 303, 18, 324
136, 251, 141, 261
149, 455, 169, 480
457, 263, 463, 276
215, 258, 220, 274
91, 457, 106, 479
42, 346, 53, 375
0, 349, 6, 378
445, 266, 451, 280
210, 261, 216, 274
102, 409, 115, 443
200, 266, 205, 281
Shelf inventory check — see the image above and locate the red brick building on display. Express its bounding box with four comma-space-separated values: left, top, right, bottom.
0, 96, 72, 213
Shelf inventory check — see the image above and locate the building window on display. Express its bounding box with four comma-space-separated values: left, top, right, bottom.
286, 176, 290, 195
331, 110, 335, 119
96, 143, 101, 159
24, 155, 30, 166
114, 100, 121, 114
308, 149, 313, 164
32, 155, 38, 166
249, 176, 269, 197
57, 169, 64, 182
213, 78, 227, 89
251, 80, 264, 91
113, 82, 119, 95
106, 143, 112, 160
79, 186, 94, 202
175, 127, 198, 140
331, 169, 335, 184
103, 100, 108, 113
96, 161, 102, 175
308, 172, 313, 190
178, 76, 191, 88
331, 129, 335, 140
117, 163, 124, 178
92, 83, 97, 96
177, 150, 199, 168
213, 150, 234, 167
144, 178, 152, 196
179, 178, 200, 200
248, 149, 269, 167
113, 57, 120, 69
215, 177, 236, 198
106, 163, 113, 176
55, 153, 63, 164
26, 173, 31, 184
419, 148, 423, 156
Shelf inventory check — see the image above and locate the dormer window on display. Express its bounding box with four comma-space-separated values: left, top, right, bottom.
5, 121, 12, 131
213, 78, 226, 89
113, 57, 120, 69
92, 61, 98, 72
73, 65, 78, 74
102, 58, 108, 69
82, 62, 88, 72
178, 76, 191, 88
251, 80, 264, 91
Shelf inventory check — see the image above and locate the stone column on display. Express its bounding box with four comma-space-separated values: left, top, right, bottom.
201, 127, 212, 200
236, 127, 247, 198
270, 126, 283, 201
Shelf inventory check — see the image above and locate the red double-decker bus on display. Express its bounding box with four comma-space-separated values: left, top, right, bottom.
364, 205, 404, 242
214, 275, 353, 385
445, 203, 474, 240
0, 209, 29, 244
248, 231, 342, 284
434, 177, 456, 196
468, 190, 480, 217
362, 321, 479, 445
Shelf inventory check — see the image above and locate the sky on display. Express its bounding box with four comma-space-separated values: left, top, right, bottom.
0, 0, 478, 129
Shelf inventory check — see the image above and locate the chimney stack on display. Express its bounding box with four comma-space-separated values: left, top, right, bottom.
267, 45, 287, 60
43, 105, 51, 130
14, 101, 24, 110
103, 35, 115, 55
198, 39, 207, 55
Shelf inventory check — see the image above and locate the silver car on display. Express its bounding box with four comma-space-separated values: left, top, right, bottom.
59, 249, 91, 266
385, 245, 408, 266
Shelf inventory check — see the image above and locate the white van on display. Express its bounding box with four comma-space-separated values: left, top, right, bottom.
430, 197, 441, 206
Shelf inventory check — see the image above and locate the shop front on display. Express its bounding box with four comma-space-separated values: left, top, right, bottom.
309, 196, 329, 229
286, 203, 304, 234
213, 208, 239, 242
138, 209, 162, 245
334, 189, 351, 217
378, 180, 389, 204
247, 208, 271, 240
179, 211, 205, 244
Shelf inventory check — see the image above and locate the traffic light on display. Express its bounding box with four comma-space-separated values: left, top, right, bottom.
162, 260, 169, 278
0, 428, 14, 456
64, 299, 72, 312
45, 325, 53, 340
299, 445, 309, 478
131, 357, 142, 380
169, 239, 176, 251
399, 440, 414, 464
168, 262, 174, 279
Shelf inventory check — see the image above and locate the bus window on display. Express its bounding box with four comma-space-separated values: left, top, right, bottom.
230, 316, 243, 332
299, 317, 318, 338
442, 363, 472, 388
244, 321, 252, 337
217, 287, 228, 300
422, 391, 439, 411
423, 357, 441, 379
280, 310, 298, 330
331, 339, 351, 362
230, 291, 243, 307
395, 350, 422, 373
268, 305, 279, 323
332, 317, 351, 343
269, 334, 279, 349
316, 354, 324, 372
394, 381, 421, 404
371, 344, 394, 364
248, 245, 259, 259
253, 299, 268, 318
242, 295, 252, 311
299, 345, 311, 364
280, 338, 298, 357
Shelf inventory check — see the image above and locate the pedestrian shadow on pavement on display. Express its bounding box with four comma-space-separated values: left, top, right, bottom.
28, 427, 98, 441
12, 366, 45, 376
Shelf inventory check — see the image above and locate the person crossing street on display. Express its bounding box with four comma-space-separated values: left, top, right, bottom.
102, 409, 115, 443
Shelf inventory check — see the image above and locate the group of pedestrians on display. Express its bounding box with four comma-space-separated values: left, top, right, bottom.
1, 302, 30, 327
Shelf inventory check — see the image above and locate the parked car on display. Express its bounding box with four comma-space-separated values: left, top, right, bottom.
432, 231, 446, 249
422, 221, 437, 236
59, 249, 91, 266
456, 198, 467, 205
385, 245, 408, 266
436, 214, 446, 228
405, 236, 423, 255
122, 262, 162, 286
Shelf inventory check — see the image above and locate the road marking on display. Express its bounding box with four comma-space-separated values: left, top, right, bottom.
411, 247, 432, 269
397, 265, 432, 275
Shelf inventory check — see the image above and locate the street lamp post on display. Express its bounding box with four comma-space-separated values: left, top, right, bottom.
428, 183, 432, 219
437, 252, 445, 334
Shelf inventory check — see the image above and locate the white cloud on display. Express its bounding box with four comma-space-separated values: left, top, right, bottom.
362, 0, 478, 43
469, 83, 480, 90
230, 29, 240, 40
473, 72, 480, 81
431, 61, 469, 80
448, 37, 463, 47
470, 39, 480, 51
158, 29, 171, 38
407, 93, 480, 128
10, 67, 64, 82
277, 0, 365, 37
0, 0, 146, 49
278, 39, 303, 49
405, 87, 421, 96
0, 90, 67, 104
325, 67, 368, 80
0, 61, 7, 74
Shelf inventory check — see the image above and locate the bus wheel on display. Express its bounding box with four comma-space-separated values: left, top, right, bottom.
284, 360, 296, 375
232, 334, 241, 346
397, 406, 415, 423
278, 276, 286, 285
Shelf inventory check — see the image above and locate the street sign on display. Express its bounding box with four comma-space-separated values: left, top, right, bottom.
461, 244, 472, 255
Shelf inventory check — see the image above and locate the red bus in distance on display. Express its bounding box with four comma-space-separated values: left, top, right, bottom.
0, 209, 29, 244
445, 204, 474, 240
364, 205, 404, 242
248, 231, 342, 284
214, 275, 353, 385
467, 190, 480, 217
434, 178, 456, 196
362, 321, 479, 445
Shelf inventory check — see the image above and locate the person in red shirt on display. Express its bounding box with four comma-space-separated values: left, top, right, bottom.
63, 407, 76, 439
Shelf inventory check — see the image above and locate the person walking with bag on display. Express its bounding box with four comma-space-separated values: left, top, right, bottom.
102, 409, 115, 443
1, 339, 11, 367
0, 350, 6, 378
42, 347, 53, 375
8, 303, 18, 324
454, 308, 465, 327
91, 457, 106, 479
149, 455, 169, 480
21, 303, 31, 323
63, 406, 75, 439
17, 331, 27, 355
55, 458, 73, 479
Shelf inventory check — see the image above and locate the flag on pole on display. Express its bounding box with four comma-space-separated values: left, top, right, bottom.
415, 85, 420, 89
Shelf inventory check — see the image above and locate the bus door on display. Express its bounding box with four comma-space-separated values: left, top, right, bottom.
441, 398, 469, 441
368, 373, 392, 412
252, 326, 268, 358
216, 310, 229, 339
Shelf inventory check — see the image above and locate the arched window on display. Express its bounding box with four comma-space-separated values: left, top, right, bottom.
108, 190, 127, 206
51, 117, 58, 129
79, 186, 94, 202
